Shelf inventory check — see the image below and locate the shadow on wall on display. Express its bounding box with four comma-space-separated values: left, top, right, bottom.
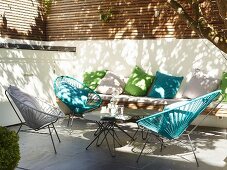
0, 38, 226, 126
0, 1, 46, 40
74, 39, 227, 95
0, 38, 226, 102
47, 0, 225, 40
76, 39, 227, 75
0, 48, 76, 102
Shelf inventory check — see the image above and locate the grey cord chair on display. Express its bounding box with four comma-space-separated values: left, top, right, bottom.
134, 90, 223, 166
5, 85, 64, 154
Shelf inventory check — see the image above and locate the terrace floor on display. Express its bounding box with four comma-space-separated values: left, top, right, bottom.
12, 118, 227, 170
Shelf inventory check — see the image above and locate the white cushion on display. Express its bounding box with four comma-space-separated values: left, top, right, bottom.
95, 71, 126, 95
182, 69, 220, 99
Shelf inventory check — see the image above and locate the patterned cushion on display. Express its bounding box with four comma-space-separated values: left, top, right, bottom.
182, 69, 220, 99
124, 66, 154, 96
95, 71, 125, 95
220, 72, 227, 101
56, 82, 89, 114
148, 71, 183, 99
83, 70, 107, 90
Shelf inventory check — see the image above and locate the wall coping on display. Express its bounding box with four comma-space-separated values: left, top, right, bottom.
0, 38, 76, 52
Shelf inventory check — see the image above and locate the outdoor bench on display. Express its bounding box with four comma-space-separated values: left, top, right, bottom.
98, 93, 224, 117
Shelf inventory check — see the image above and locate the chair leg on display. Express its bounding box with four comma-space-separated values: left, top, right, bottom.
187, 134, 199, 167
142, 129, 148, 140
70, 116, 74, 129
48, 125, 57, 154
52, 124, 61, 143
155, 136, 165, 152
17, 124, 23, 134
136, 134, 151, 163
67, 114, 71, 127
132, 125, 140, 140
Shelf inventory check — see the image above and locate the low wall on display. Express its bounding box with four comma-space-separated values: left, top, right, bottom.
0, 38, 226, 127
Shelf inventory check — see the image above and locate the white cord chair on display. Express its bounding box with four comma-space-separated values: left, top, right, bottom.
5, 85, 65, 154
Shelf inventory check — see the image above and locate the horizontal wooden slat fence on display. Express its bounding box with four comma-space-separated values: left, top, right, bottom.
47, 0, 225, 40
0, 0, 225, 41
0, 0, 46, 40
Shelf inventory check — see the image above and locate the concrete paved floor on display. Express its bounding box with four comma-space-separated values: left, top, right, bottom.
12, 118, 227, 170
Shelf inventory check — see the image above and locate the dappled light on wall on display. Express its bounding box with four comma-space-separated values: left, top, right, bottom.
47, 0, 224, 40
0, 0, 46, 40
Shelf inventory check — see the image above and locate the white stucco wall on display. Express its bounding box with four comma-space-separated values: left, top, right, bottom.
0, 38, 226, 127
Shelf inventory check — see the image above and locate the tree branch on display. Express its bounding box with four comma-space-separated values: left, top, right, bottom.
167, 0, 227, 54
191, 0, 202, 21
216, 0, 227, 28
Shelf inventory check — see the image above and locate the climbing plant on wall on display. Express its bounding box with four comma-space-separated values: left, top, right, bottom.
43, 0, 53, 15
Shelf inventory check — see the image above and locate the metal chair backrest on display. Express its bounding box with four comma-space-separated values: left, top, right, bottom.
54, 76, 102, 115
5, 85, 60, 130
137, 90, 222, 140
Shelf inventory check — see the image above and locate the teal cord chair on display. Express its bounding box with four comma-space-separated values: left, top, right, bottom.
54, 76, 102, 127
135, 90, 223, 166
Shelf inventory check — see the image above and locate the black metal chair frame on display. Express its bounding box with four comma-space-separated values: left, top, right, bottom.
54, 76, 103, 129
5, 89, 63, 154
132, 91, 224, 167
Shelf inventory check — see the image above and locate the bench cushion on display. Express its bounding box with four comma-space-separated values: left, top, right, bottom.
99, 93, 188, 106
182, 69, 220, 99
124, 66, 154, 96
95, 71, 125, 95
83, 70, 107, 90
147, 71, 183, 99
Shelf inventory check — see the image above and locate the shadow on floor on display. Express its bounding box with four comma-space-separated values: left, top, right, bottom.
9, 118, 227, 170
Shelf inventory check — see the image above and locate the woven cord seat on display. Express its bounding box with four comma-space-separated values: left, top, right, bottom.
135, 90, 223, 166
54, 76, 102, 127
5, 85, 64, 154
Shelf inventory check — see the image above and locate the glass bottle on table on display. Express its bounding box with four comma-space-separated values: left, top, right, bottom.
109, 90, 119, 116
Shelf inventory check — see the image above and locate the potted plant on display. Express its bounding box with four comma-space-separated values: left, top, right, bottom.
0, 126, 20, 169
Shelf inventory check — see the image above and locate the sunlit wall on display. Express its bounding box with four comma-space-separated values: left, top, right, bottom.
0, 38, 226, 126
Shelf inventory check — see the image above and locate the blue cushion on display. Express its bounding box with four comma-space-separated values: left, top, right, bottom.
147, 71, 183, 99
56, 82, 90, 114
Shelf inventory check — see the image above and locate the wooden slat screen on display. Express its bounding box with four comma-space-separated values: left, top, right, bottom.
0, 0, 224, 41
47, 0, 225, 40
0, 0, 46, 40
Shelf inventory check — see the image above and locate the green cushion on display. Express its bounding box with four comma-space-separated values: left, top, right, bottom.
83, 70, 107, 90
220, 72, 227, 101
147, 71, 183, 99
124, 66, 154, 96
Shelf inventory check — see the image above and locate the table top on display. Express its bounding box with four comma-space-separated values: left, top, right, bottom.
83, 110, 131, 122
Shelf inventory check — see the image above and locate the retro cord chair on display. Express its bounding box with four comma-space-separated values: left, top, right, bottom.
5, 85, 64, 154
54, 76, 102, 127
134, 90, 223, 166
